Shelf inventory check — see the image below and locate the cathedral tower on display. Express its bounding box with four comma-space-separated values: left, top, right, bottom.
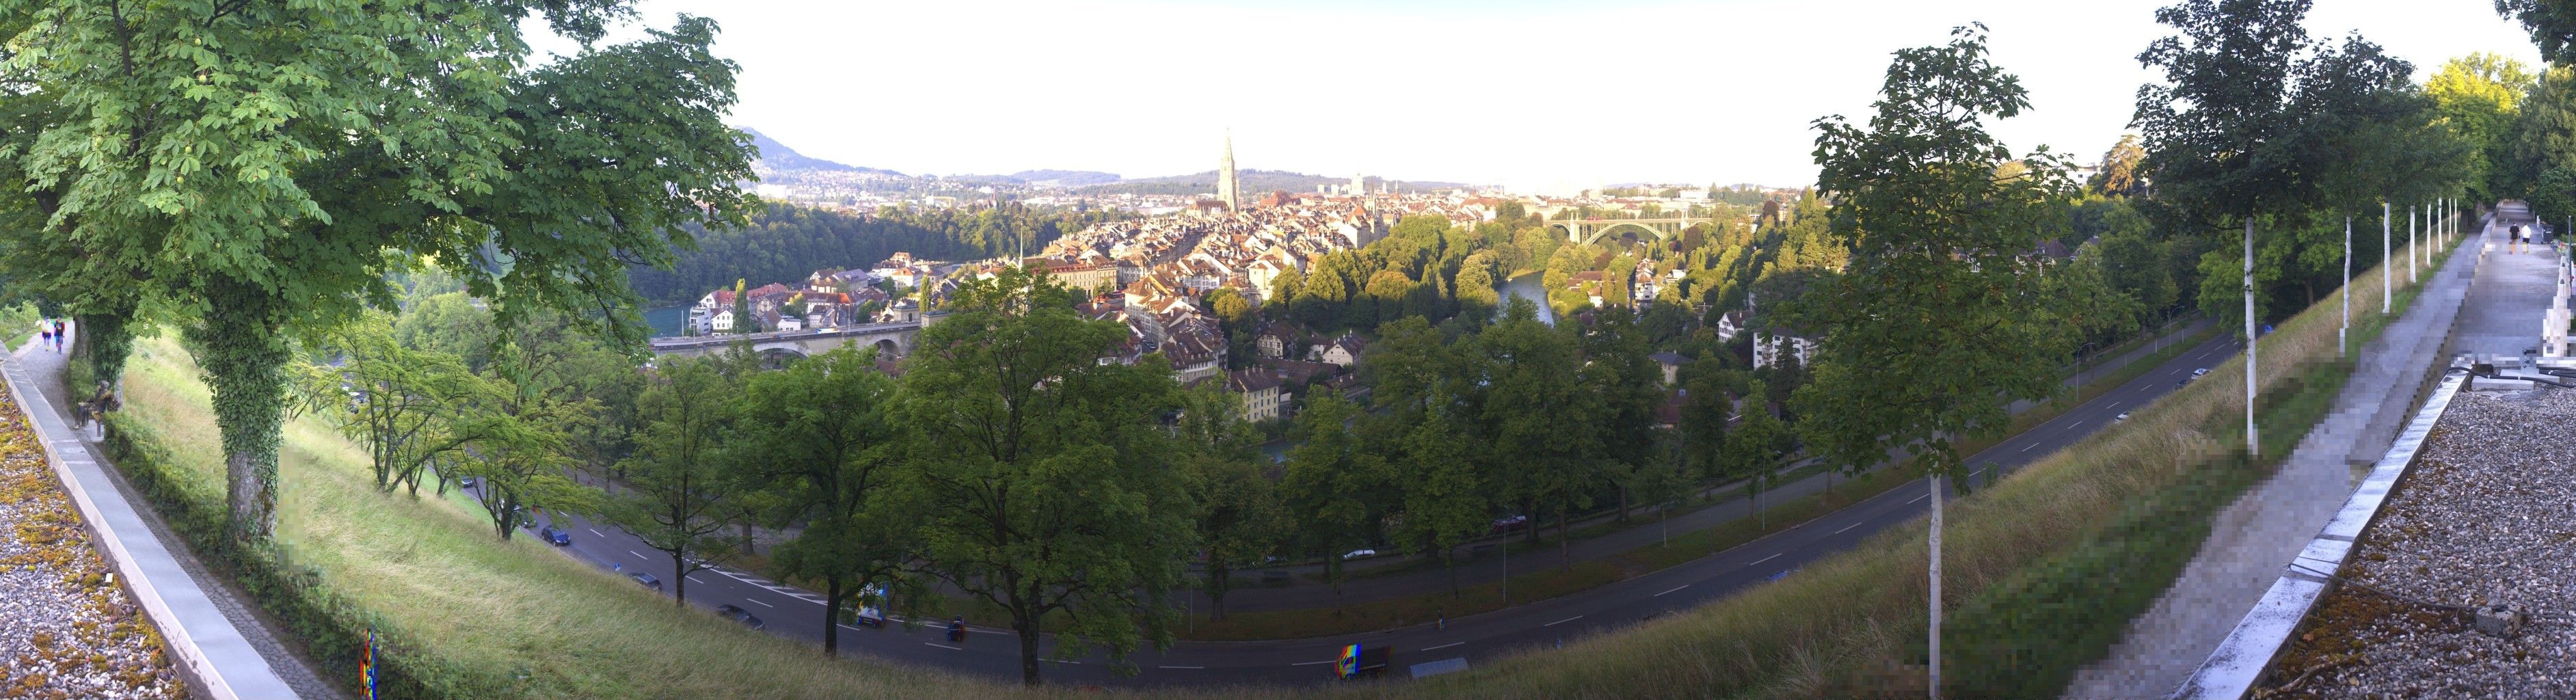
1217, 131, 1240, 211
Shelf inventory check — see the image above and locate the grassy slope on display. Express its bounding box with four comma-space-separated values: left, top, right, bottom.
104, 237, 2458, 700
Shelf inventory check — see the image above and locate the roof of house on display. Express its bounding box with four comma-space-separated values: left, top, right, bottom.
1226, 368, 1282, 393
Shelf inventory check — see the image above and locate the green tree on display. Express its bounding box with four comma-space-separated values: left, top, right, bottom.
1475, 297, 1598, 567
739, 345, 907, 656
394, 292, 500, 373
1790, 26, 2080, 695
1174, 385, 1287, 621
2426, 53, 2535, 202
1395, 398, 1486, 596
896, 267, 1192, 685
1280, 392, 1385, 606
1, 3, 757, 539
299, 314, 478, 494
2497, 0, 2576, 64
611, 355, 742, 605
2093, 134, 2149, 197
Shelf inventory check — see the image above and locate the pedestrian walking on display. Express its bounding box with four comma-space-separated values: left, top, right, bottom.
51, 319, 64, 352
38, 324, 52, 353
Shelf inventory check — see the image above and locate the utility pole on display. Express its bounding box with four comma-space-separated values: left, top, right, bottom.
2411, 204, 2418, 284
2341, 216, 2349, 357
2382, 202, 2391, 314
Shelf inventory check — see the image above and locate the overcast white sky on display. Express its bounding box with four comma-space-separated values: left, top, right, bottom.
537, 0, 2542, 194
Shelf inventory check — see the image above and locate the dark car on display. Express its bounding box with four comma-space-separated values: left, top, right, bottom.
629, 572, 660, 591
1489, 515, 1529, 535
458, 476, 477, 489
714, 604, 766, 630
539, 525, 572, 546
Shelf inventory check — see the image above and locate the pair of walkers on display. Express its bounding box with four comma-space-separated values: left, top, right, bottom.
34, 319, 64, 353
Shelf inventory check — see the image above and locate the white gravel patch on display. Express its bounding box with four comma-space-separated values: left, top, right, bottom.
0, 390, 186, 699
2270, 387, 2576, 699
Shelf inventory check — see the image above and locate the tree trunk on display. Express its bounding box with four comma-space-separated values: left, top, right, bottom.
1929, 474, 1944, 700
1017, 617, 1043, 686
1207, 565, 1231, 621
1558, 501, 1572, 570
672, 552, 690, 604
823, 576, 844, 656
77, 311, 135, 390
1616, 485, 1630, 524
2245, 218, 2258, 457
192, 286, 289, 541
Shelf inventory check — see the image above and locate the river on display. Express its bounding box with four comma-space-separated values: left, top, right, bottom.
1498, 271, 1556, 326
643, 306, 689, 337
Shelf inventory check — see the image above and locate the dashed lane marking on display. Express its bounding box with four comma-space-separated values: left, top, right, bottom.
1291, 660, 1338, 667
589, 528, 603, 537
1834, 522, 1860, 535
2020, 443, 2037, 452
751, 599, 775, 608
1909, 494, 1929, 504
1159, 666, 1205, 670
1749, 553, 1781, 566
628, 550, 645, 559
1422, 642, 1464, 651
926, 643, 962, 651
1654, 584, 1689, 597
1542, 615, 1583, 628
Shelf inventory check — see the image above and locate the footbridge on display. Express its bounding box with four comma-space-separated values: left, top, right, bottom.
1550, 217, 1713, 245
647, 321, 921, 360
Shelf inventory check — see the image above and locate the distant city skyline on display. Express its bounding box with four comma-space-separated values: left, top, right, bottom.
535, 0, 2540, 193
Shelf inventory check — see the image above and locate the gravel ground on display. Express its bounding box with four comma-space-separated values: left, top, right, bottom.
0, 386, 187, 699
2266, 387, 2576, 699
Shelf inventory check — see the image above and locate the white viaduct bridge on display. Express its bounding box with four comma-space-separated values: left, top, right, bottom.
1549, 217, 1716, 245
646, 321, 923, 360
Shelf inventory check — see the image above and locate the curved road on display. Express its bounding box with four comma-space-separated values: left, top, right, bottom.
513, 334, 2239, 686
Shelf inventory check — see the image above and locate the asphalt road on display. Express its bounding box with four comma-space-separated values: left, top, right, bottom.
502, 333, 2241, 688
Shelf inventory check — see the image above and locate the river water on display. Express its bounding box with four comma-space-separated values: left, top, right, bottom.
643, 306, 688, 337
1498, 271, 1556, 326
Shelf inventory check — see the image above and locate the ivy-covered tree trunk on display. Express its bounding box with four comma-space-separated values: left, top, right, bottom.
76, 310, 134, 390
192, 282, 291, 540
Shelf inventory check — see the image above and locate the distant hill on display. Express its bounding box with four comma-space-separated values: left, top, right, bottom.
743, 128, 905, 176
952, 170, 1124, 187
1078, 169, 1472, 197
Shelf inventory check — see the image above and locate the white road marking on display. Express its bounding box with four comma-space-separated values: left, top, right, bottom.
628, 550, 645, 559
1834, 522, 1860, 535
686, 576, 704, 584
1291, 660, 1339, 667
2020, 443, 2037, 452
1909, 494, 1929, 504
1654, 584, 1689, 597
1159, 665, 1205, 669
1543, 615, 1584, 628
1422, 641, 1464, 651
2069, 420, 2084, 429
1970, 469, 1985, 478
750, 599, 775, 608
589, 528, 603, 537
926, 643, 962, 650
2106, 401, 2119, 409
1749, 552, 1782, 566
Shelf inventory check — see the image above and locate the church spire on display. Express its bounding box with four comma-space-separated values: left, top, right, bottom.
1217, 129, 1240, 211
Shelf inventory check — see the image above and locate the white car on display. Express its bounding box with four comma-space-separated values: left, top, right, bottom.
1341, 549, 1378, 561
2114, 411, 2132, 422
2191, 368, 2210, 378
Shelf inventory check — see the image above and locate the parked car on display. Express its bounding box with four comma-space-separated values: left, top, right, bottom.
2191, 368, 2210, 377
457, 476, 477, 489
1341, 548, 1378, 561
539, 525, 572, 546
2114, 411, 2132, 423
1488, 515, 1529, 535
714, 604, 765, 630
852, 584, 887, 628
629, 572, 660, 591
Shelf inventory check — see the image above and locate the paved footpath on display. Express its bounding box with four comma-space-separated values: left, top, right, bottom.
2065, 211, 2501, 699
5, 324, 343, 700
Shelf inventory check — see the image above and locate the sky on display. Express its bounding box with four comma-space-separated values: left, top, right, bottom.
533, 0, 2543, 195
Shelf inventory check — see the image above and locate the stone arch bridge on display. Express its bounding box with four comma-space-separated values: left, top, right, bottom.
646, 321, 922, 362
1550, 217, 1716, 245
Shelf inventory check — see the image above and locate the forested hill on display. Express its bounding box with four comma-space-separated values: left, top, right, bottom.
626, 204, 1123, 306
